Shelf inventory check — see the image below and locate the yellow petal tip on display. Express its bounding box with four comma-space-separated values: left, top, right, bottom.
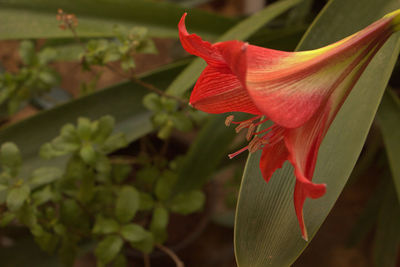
384, 9, 400, 31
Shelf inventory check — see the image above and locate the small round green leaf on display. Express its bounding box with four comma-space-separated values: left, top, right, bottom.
0, 142, 21, 176
92, 216, 120, 235
120, 223, 149, 242
30, 167, 62, 186
155, 170, 177, 201
115, 186, 140, 223
168, 190, 205, 215
80, 144, 97, 165
150, 206, 169, 243
95, 235, 124, 265
6, 184, 30, 211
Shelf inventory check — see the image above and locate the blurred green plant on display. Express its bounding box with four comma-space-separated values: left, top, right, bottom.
81, 27, 157, 72
0, 40, 60, 115
0, 116, 205, 266
142, 92, 208, 139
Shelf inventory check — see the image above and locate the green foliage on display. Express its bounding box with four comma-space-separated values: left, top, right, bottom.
377, 90, 400, 201
150, 206, 169, 244
0, 40, 60, 115
143, 93, 196, 139
234, 0, 400, 266
120, 223, 149, 242
115, 186, 140, 223
95, 235, 124, 266
0, 114, 206, 265
40, 115, 127, 166
168, 190, 205, 215
81, 27, 156, 72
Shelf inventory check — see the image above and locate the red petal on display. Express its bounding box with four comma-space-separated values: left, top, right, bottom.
284, 106, 329, 240
178, 13, 225, 67
189, 66, 261, 114
217, 18, 393, 129
259, 139, 289, 182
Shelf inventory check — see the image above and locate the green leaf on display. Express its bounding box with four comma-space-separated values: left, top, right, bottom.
142, 93, 162, 112
373, 177, 400, 267
19, 40, 36, 66
157, 121, 173, 140
235, 0, 400, 266
95, 235, 124, 265
168, 190, 205, 215
38, 69, 59, 85
92, 115, 115, 143
30, 167, 62, 186
155, 170, 177, 201
0, 211, 15, 226
34, 230, 59, 253
136, 165, 159, 188
376, 90, 400, 201
76, 117, 92, 140
0, 61, 187, 178
170, 112, 193, 132
92, 216, 120, 235
115, 186, 140, 223
102, 133, 128, 154
111, 164, 131, 184
60, 198, 87, 228
138, 192, 154, 211
129, 231, 154, 254
6, 184, 30, 211
31, 185, 54, 205
120, 223, 148, 242
79, 144, 97, 165
0, 0, 238, 40
173, 113, 247, 193
0, 142, 21, 176
166, 0, 302, 97
150, 206, 169, 243
38, 47, 57, 65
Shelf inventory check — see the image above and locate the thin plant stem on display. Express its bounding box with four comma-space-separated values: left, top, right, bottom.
155, 244, 184, 267
143, 253, 151, 267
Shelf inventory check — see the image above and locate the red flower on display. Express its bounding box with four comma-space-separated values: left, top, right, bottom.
179, 10, 400, 240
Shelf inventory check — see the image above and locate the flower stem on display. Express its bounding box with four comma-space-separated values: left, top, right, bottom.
155, 244, 184, 267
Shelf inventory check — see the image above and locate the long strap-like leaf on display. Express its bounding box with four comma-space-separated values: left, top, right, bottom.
234, 0, 400, 266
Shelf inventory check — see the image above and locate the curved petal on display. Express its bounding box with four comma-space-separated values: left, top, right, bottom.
189, 66, 261, 114
178, 13, 225, 67
259, 139, 289, 182
218, 18, 393, 129
284, 106, 329, 240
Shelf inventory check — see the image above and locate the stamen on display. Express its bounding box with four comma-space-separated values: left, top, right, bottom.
225, 115, 235, 127
253, 117, 269, 127
248, 136, 261, 153
253, 124, 275, 135
246, 124, 256, 141
235, 120, 253, 133
228, 146, 248, 159
230, 115, 262, 125
225, 117, 285, 158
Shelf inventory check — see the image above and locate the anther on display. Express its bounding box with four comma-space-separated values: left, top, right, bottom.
248, 136, 261, 153
225, 115, 234, 127
235, 121, 252, 133
246, 123, 256, 141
